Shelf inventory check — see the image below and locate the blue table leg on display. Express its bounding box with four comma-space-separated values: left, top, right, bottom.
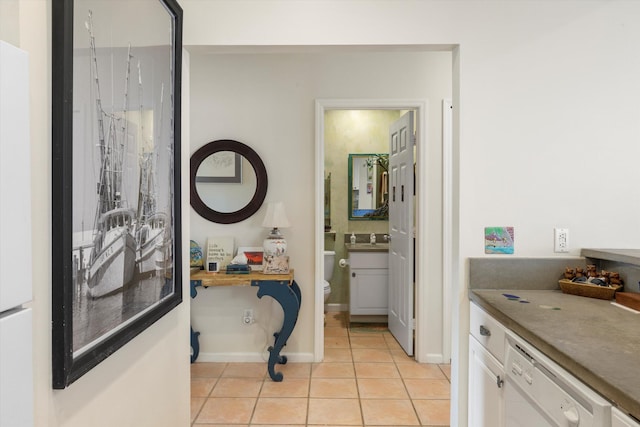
191, 327, 201, 363
252, 279, 301, 381
190, 280, 202, 363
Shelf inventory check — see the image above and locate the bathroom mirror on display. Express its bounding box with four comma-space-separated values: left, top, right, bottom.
348, 153, 389, 220
190, 139, 268, 224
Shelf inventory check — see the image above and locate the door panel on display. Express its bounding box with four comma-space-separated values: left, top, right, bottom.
388, 111, 414, 355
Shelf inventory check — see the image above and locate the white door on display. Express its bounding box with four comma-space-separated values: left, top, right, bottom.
388, 111, 414, 355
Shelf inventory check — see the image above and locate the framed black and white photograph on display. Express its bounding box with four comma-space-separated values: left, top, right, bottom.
52, 0, 183, 389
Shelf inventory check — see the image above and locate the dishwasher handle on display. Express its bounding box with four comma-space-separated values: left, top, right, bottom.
562, 404, 579, 426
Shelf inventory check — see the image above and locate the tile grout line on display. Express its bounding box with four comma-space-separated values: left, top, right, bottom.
391, 339, 424, 426
190, 371, 220, 425
246, 373, 266, 425
305, 361, 312, 427
348, 319, 366, 427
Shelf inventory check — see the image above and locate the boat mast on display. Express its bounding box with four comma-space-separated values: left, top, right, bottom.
136, 61, 157, 224
86, 11, 111, 223
86, 11, 133, 224
116, 43, 133, 209
136, 61, 145, 223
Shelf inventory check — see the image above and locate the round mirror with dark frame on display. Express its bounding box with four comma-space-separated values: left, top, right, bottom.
190, 139, 268, 224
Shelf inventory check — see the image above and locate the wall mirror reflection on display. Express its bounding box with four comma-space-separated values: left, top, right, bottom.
190, 140, 268, 224
195, 152, 254, 212
196, 151, 242, 183
348, 153, 389, 220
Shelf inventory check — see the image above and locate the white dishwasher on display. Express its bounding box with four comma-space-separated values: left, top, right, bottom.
504, 331, 611, 427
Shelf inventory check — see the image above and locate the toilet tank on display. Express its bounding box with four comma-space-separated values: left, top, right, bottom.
324, 250, 336, 281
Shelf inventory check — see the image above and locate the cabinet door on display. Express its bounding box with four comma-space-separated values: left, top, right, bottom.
470, 303, 506, 363
613, 407, 640, 427
350, 268, 388, 315
0, 42, 32, 312
0, 308, 33, 427
469, 335, 505, 427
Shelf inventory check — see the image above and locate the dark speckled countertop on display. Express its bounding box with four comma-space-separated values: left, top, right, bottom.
471, 289, 640, 420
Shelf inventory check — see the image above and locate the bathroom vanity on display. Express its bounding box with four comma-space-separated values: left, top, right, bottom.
346, 242, 389, 322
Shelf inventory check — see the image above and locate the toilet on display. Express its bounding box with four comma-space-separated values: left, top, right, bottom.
323, 250, 335, 303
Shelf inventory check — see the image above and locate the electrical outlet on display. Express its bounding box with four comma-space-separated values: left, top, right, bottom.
554, 228, 569, 253
242, 309, 254, 325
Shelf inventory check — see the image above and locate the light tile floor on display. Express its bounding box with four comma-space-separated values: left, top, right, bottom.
191, 312, 451, 426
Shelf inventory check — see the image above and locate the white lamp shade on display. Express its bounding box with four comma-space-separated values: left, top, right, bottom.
262, 202, 290, 229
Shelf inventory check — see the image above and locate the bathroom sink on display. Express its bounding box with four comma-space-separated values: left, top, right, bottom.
346, 242, 389, 252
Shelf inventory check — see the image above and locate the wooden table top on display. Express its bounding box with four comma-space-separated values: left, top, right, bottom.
190, 268, 294, 287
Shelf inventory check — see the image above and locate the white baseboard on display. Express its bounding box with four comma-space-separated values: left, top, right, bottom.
424, 353, 445, 364
325, 303, 348, 312
195, 352, 315, 363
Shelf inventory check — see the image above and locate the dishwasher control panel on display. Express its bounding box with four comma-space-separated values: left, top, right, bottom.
506, 340, 535, 392
505, 332, 611, 426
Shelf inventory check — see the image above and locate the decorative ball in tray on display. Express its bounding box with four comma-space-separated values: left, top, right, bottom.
559, 265, 623, 300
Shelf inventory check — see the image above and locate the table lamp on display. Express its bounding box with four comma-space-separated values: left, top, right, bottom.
262, 201, 290, 257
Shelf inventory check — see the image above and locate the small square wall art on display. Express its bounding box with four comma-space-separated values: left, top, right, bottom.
485, 226, 515, 254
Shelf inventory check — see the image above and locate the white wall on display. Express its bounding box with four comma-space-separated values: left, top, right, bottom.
183, 1, 640, 426
0, 0, 19, 46
188, 51, 451, 362
5, 1, 191, 426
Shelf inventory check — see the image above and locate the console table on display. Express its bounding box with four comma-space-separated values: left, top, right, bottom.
190, 269, 301, 382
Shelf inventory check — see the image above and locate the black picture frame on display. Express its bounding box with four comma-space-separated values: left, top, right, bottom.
52, 0, 183, 389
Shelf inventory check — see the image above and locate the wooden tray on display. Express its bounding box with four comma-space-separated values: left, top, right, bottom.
615, 292, 640, 311
558, 279, 622, 300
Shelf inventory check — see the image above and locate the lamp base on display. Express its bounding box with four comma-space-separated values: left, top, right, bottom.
263, 237, 287, 257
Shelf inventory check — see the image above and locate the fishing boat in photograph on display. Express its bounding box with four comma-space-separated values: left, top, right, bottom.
88, 209, 137, 297
155, 229, 173, 278
135, 152, 169, 274
133, 71, 170, 275
136, 212, 168, 274
86, 11, 137, 298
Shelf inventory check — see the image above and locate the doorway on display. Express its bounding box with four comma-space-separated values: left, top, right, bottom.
315, 99, 447, 364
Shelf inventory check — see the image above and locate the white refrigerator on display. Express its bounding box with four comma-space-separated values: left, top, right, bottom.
0, 40, 34, 427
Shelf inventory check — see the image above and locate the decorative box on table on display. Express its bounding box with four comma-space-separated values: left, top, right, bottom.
263, 255, 290, 274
